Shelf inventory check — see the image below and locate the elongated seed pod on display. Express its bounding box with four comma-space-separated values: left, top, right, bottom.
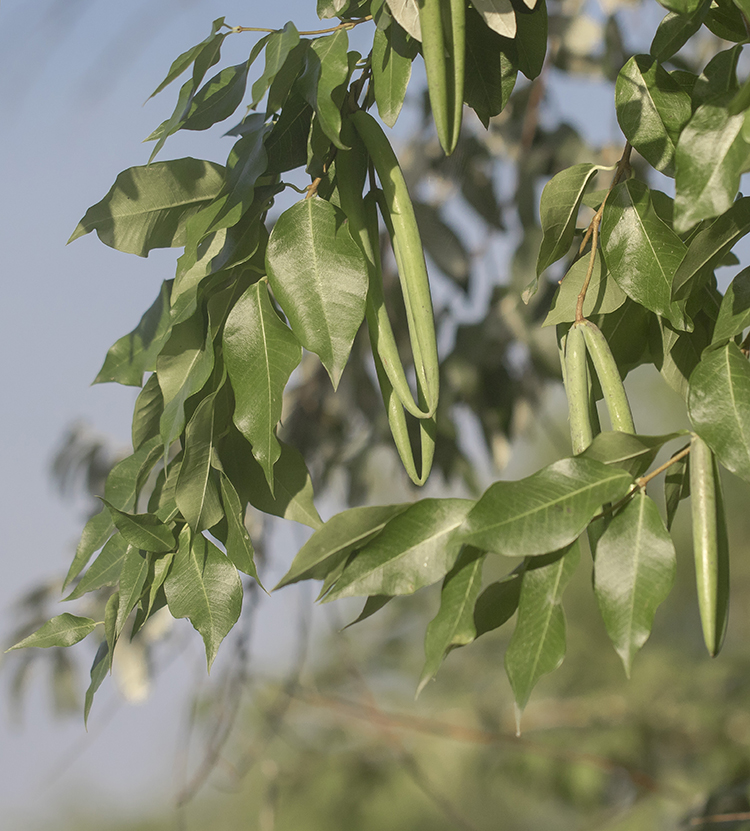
580, 320, 635, 434
564, 323, 594, 454
690, 435, 730, 656
351, 110, 440, 414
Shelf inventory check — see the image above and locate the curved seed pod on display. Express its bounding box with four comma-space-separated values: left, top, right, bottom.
564, 323, 594, 455
580, 320, 635, 434
351, 109, 440, 414
417, 0, 465, 155
690, 435, 730, 656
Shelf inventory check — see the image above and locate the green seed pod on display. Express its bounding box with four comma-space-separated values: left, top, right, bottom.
564, 323, 594, 455
580, 320, 635, 434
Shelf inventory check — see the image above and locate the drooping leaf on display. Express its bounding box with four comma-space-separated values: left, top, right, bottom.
460, 457, 633, 557
692, 44, 741, 110
132, 374, 164, 451
102, 500, 177, 554
514, 0, 547, 80
84, 639, 111, 727
713, 266, 750, 343
275, 504, 409, 589
251, 23, 301, 108
266, 197, 368, 389
505, 543, 580, 715
164, 529, 243, 670
600, 179, 689, 330
63, 508, 115, 591
69, 159, 226, 257
688, 342, 750, 482
324, 499, 474, 600
309, 30, 350, 147
656, 0, 703, 14
650, 311, 714, 400
417, 546, 485, 696
594, 492, 676, 676
65, 535, 129, 601
384, 0, 422, 40
218, 473, 259, 580
372, 24, 415, 127
7, 614, 98, 651
343, 595, 393, 629
181, 61, 251, 132
114, 548, 150, 638
472, 0, 516, 38
473, 570, 523, 637
224, 281, 302, 490
665, 449, 690, 530
581, 431, 687, 478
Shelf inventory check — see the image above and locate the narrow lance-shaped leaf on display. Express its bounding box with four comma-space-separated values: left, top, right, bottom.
688, 342, 750, 482
224, 281, 302, 491
372, 24, 415, 128
713, 266, 750, 343
310, 30, 350, 148
505, 543, 580, 720
665, 449, 690, 530
114, 548, 150, 638
460, 457, 633, 558
102, 500, 177, 554
594, 492, 676, 676
6, 614, 98, 652
417, 547, 486, 696
324, 499, 474, 600
65, 535, 129, 601
581, 431, 688, 478
266, 197, 368, 389
218, 473, 260, 581
251, 23, 301, 108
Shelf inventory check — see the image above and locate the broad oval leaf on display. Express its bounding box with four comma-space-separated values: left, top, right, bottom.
69, 159, 226, 257
372, 24, 415, 128
688, 342, 750, 482
472, 0, 516, 38
266, 197, 368, 389
594, 492, 676, 676
324, 499, 474, 600
385, 0, 422, 40
459, 457, 633, 557
7, 614, 98, 651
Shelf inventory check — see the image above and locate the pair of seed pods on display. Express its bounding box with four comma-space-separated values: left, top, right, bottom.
564, 320, 728, 655
337, 110, 440, 485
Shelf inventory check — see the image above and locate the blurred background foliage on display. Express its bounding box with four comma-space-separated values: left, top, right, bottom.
5, 0, 750, 828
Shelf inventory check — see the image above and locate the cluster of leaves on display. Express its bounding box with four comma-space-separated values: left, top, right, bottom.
8, 0, 750, 731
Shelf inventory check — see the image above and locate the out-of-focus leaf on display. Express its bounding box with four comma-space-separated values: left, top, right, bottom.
413, 202, 471, 290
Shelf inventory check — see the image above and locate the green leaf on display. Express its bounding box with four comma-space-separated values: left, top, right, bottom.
63, 508, 115, 592
600, 179, 689, 330
472, 0, 516, 38
102, 500, 177, 554
473, 570, 523, 637
115, 548, 150, 638
182, 62, 250, 132
132, 551, 175, 637
536, 163, 600, 278
650, 310, 714, 400
309, 30, 350, 147
275, 504, 410, 589
385, 0, 422, 41
688, 342, 750, 482
372, 24, 415, 128
650, 3, 710, 63
218, 473, 259, 580
594, 492, 676, 676
7, 614, 98, 651
656, 0, 703, 14
705, 0, 748, 41
581, 431, 687, 478
343, 595, 393, 629
164, 529, 243, 670
94, 281, 173, 386
66, 535, 129, 601
84, 638, 111, 727
463, 6, 518, 129
318, 0, 350, 18
543, 250, 626, 327
713, 266, 750, 343
674, 95, 750, 234
413, 202, 471, 290
224, 281, 302, 490
665, 449, 690, 530
671, 197, 750, 300
105, 434, 163, 513
251, 23, 301, 109
514, 0, 547, 80
132, 374, 164, 450
460, 457, 633, 557
324, 499, 474, 600
266, 198, 368, 388
505, 543, 580, 715
417, 546, 485, 696
615, 55, 692, 176
692, 45, 741, 110
69, 159, 226, 257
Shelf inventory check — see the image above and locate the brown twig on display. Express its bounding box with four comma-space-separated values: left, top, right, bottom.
636, 443, 691, 490
690, 811, 750, 826
231, 16, 372, 36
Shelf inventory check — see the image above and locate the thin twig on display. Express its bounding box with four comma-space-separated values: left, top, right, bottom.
690, 811, 750, 826
231, 16, 372, 36
636, 443, 691, 490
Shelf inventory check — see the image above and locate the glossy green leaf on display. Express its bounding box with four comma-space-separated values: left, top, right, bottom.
505, 543, 580, 715
69, 159, 226, 257
275, 504, 409, 589
318, 0, 350, 18
309, 30, 349, 147
417, 546, 485, 696
536, 163, 600, 277
688, 342, 750, 482
581, 431, 687, 478
105, 435, 163, 514
114, 548, 150, 637
132, 550, 176, 637
705, 0, 748, 42
472, 0, 516, 38
324, 499, 474, 600
218, 473, 259, 580
600, 179, 689, 330
132, 374, 163, 451
650, 312, 714, 400
102, 500, 177, 554
692, 45, 741, 110
65, 534, 129, 601
650, 4, 710, 63
94, 281, 172, 386
224, 281, 302, 489
615, 55, 691, 176
266, 197, 368, 389
674, 95, 750, 234
665, 449, 690, 530
175, 393, 224, 532
372, 24, 414, 127
543, 250, 626, 327
656, 0, 703, 14
594, 492, 676, 676
7, 614, 98, 651
164, 530, 243, 670
671, 197, 750, 300
251, 23, 301, 108
713, 266, 750, 343
460, 457, 633, 557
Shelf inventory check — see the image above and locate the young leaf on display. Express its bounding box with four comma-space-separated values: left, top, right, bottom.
417, 546, 486, 696
505, 543, 580, 716
372, 24, 415, 128
324, 499, 474, 600
7, 614, 98, 651
688, 342, 750, 482
69, 159, 226, 257
266, 198, 369, 389
594, 492, 676, 676
164, 530, 243, 670
600, 179, 689, 330
224, 281, 302, 490
713, 266, 750, 343
275, 504, 409, 589
460, 457, 633, 558
102, 500, 177, 554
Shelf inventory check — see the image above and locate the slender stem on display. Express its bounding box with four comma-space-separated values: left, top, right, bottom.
231, 16, 372, 36
636, 444, 691, 489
